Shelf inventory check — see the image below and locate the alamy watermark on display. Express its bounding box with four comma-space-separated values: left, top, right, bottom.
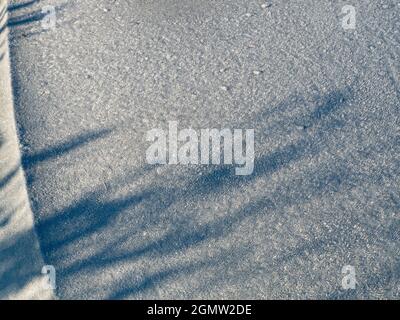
341, 265, 357, 290
41, 265, 56, 290
341, 5, 356, 30
146, 121, 254, 176
41, 5, 57, 30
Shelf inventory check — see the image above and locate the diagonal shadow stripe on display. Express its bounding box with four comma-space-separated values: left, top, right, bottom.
22, 128, 113, 169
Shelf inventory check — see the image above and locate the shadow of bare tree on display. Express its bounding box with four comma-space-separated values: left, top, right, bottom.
3, 0, 399, 300
22, 128, 113, 169
20, 84, 398, 299
6, 0, 70, 39
0, 2, 7, 62
0, 126, 113, 298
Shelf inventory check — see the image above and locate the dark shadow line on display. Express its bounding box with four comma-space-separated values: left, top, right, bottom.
0, 227, 45, 296
0, 5, 6, 23
7, 2, 70, 30
0, 4, 7, 34
38, 191, 152, 251
0, 202, 25, 228
0, 216, 10, 227
132, 165, 348, 265
26, 87, 357, 298
8, 0, 40, 12
22, 128, 113, 169
109, 250, 235, 299
175, 87, 353, 200
7, 9, 47, 27
110, 261, 207, 299
301, 89, 351, 129
0, 165, 20, 189
59, 194, 271, 277
0, 2, 6, 17
51, 88, 355, 280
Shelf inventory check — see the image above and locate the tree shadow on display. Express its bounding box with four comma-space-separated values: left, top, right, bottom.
33, 86, 396, 299
22, 128, 113, 169
3, 1, 398, 299
6, 68, 397, 298
0, 165, 20, 189
5, 0, 70, 39
8, 0, 40, 12
109, 247, 249, 300
0, 227, 44, 297
0, 2, 7, 35
0, 126, 112, 297
1, 0, 69, 71
0, 167, 23, 239
0, 2, 7, 62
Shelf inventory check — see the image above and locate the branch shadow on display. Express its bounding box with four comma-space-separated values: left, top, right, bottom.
109, 247, 249, 300
33, 86, 393, 299
5, 0, 70, 39
8, 69, 397, 298
8, 0, 40, 12
3, 1, 398, 299
0, 126, 112, 297
0, 227, 44, 297
22, 128, 113, 170
0, 2, 7, 35
0, 2, 7, 62
0, 165, 20, 189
